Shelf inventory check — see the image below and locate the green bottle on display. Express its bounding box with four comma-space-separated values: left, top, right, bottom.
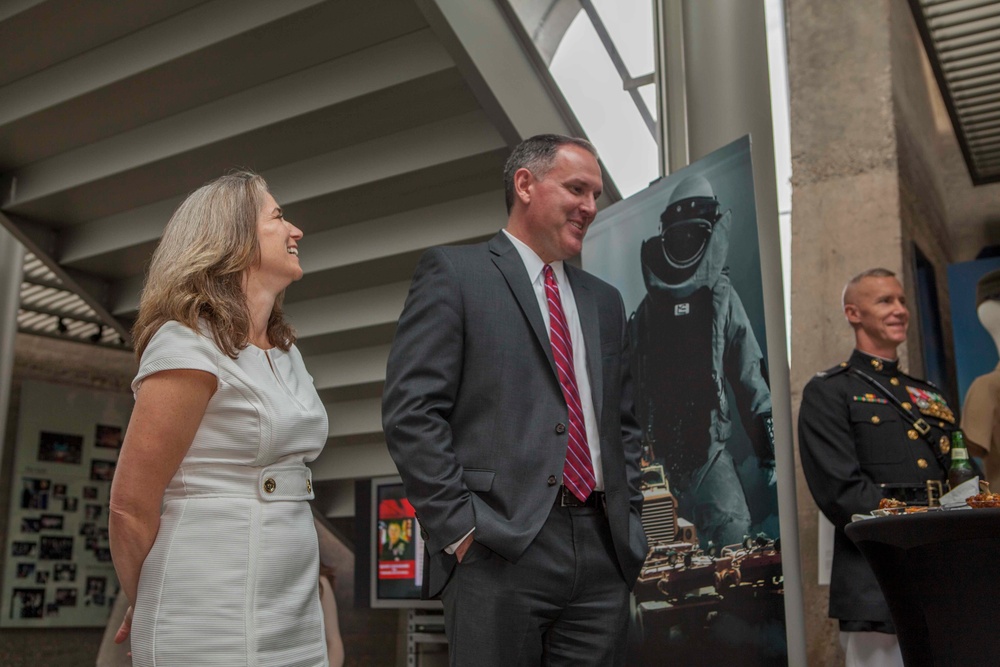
948, 431, 977, 490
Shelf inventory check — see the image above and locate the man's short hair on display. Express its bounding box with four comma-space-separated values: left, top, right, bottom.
842, 267, 897, 309
503, 134, 598, 214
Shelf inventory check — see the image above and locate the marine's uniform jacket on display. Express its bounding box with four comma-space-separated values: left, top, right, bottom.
798, 349, 957, 627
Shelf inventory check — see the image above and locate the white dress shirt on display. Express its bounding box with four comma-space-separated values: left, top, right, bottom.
502, 229, 604, 490
446, 231, 607, 555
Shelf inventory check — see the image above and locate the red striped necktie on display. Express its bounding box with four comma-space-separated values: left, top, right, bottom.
543, 264, 596, 502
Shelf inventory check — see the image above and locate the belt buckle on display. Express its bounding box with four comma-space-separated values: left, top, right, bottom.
559, 486, 583, 507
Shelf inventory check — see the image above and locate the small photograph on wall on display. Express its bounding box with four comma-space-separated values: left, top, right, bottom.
11, 589, 44, 619
45, 603, 59, 617
39, 536, 73, 561
55, 589, 77, 607
20, 518, 40, 534
89, 460, 116, 481
12, 542, 37, 557
84, 577, 108, 606
82, 486, 98, 500
85, 504, 102, 521
95, 424, 123, 449
35, 571, 49, 584
52, 484, 67, 499
53, 564, 76, 582
15, 563, 34, 579
20, 478, 50, 510
37, 431, 83, 464
40, 515, 63, 531
63, 497, 78, 512
79, 522, 95, 538
94, 548, 112, 563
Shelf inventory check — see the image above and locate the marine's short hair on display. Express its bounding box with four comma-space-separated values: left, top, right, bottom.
502, 134, 598, 214
842, 267, 897, 309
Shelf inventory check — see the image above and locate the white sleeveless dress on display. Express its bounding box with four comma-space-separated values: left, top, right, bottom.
129, 321, 329, 667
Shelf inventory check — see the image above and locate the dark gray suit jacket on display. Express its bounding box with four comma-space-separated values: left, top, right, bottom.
382, 231, 647, 598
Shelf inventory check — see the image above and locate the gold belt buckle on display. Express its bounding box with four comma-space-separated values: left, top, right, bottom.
914, 419, 931, 435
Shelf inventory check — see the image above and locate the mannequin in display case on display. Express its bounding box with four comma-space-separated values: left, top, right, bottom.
961, 268, 1000, 491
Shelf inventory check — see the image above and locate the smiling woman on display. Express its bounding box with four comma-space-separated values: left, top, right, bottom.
108, 171, 330, 667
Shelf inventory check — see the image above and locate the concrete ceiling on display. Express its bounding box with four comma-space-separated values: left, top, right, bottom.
0, 0, 589, 485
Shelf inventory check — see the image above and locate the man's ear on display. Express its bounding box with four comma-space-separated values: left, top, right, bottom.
513, 167, 534, 207
844, 304, 860, 324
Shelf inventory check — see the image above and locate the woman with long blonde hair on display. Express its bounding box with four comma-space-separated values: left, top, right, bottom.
109, 171, 330, 666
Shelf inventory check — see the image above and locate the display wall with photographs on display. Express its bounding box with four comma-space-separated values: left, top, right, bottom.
2, 380, 132, 627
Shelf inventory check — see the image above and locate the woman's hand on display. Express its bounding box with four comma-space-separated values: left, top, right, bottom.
115, 605, 133, 644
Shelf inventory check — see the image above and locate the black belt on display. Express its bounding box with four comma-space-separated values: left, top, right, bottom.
557, 485, 604, 508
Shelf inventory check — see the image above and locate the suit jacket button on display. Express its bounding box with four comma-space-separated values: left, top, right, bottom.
916, 458, 929, 469
263, 478, 276, 493
547, 475, 557, 486
555, 423, 566, 434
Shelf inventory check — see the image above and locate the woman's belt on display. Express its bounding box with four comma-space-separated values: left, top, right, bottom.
163, 462, 314, 502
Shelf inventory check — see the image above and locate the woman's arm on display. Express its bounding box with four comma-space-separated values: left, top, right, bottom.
319, 576, 345, 667
108, 369, 216, 642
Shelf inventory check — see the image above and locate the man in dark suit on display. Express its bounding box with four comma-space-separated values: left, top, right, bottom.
798, 268, 955, 667
382, 134, 647, 666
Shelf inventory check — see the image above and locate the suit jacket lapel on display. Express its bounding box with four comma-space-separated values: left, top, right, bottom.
566, 265, 604, 425
488, 232, 559, 378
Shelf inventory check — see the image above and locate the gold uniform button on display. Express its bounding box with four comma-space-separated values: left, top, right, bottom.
902, 402, 912, 411
940, 436, 950, 454
939, 421, 945, 428
916, 458, 928, 469
871, 415, 881, 424
306, 479, 312, 494
890, 378, 900, 386
263, 478, 276, 493
871, 359, 883, 371
907, 429, 918, 440
840, 362, 848, 367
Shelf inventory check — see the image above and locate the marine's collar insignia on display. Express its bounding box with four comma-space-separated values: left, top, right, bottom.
870, 358, 883, 372
905, 386, 956, 423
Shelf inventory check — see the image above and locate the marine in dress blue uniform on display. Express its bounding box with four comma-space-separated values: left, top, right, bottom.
797, 268, 957, 667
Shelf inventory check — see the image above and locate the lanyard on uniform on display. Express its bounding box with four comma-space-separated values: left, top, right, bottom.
846, 366, 948, 470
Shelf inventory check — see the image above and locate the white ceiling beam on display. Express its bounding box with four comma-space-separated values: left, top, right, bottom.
285, 281, 411, 341
307, 344, 391, 392
263, 110, 502, 209
2, 28, 454, 209
114, 274, 409, 333
59, 198, 181, 264
310, 441, 397, 482
326, 397, 382, 439
415, 0, 580, 146
298, 191, 504, 274
62, 170, 502, 271
0, 0, 326, 129
0, 0, 46, 23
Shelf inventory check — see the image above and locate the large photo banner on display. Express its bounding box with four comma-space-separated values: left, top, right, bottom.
584, 136, 787, 665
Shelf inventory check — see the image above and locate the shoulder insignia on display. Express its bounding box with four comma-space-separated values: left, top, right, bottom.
816, 362, 850, 379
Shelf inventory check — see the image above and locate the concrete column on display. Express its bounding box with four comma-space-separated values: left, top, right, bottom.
676, 2, 806, 664
0, 226, 24, 461
787, 1, 901, 664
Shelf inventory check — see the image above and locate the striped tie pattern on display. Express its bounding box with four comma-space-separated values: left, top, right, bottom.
543, 264, 596, 502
